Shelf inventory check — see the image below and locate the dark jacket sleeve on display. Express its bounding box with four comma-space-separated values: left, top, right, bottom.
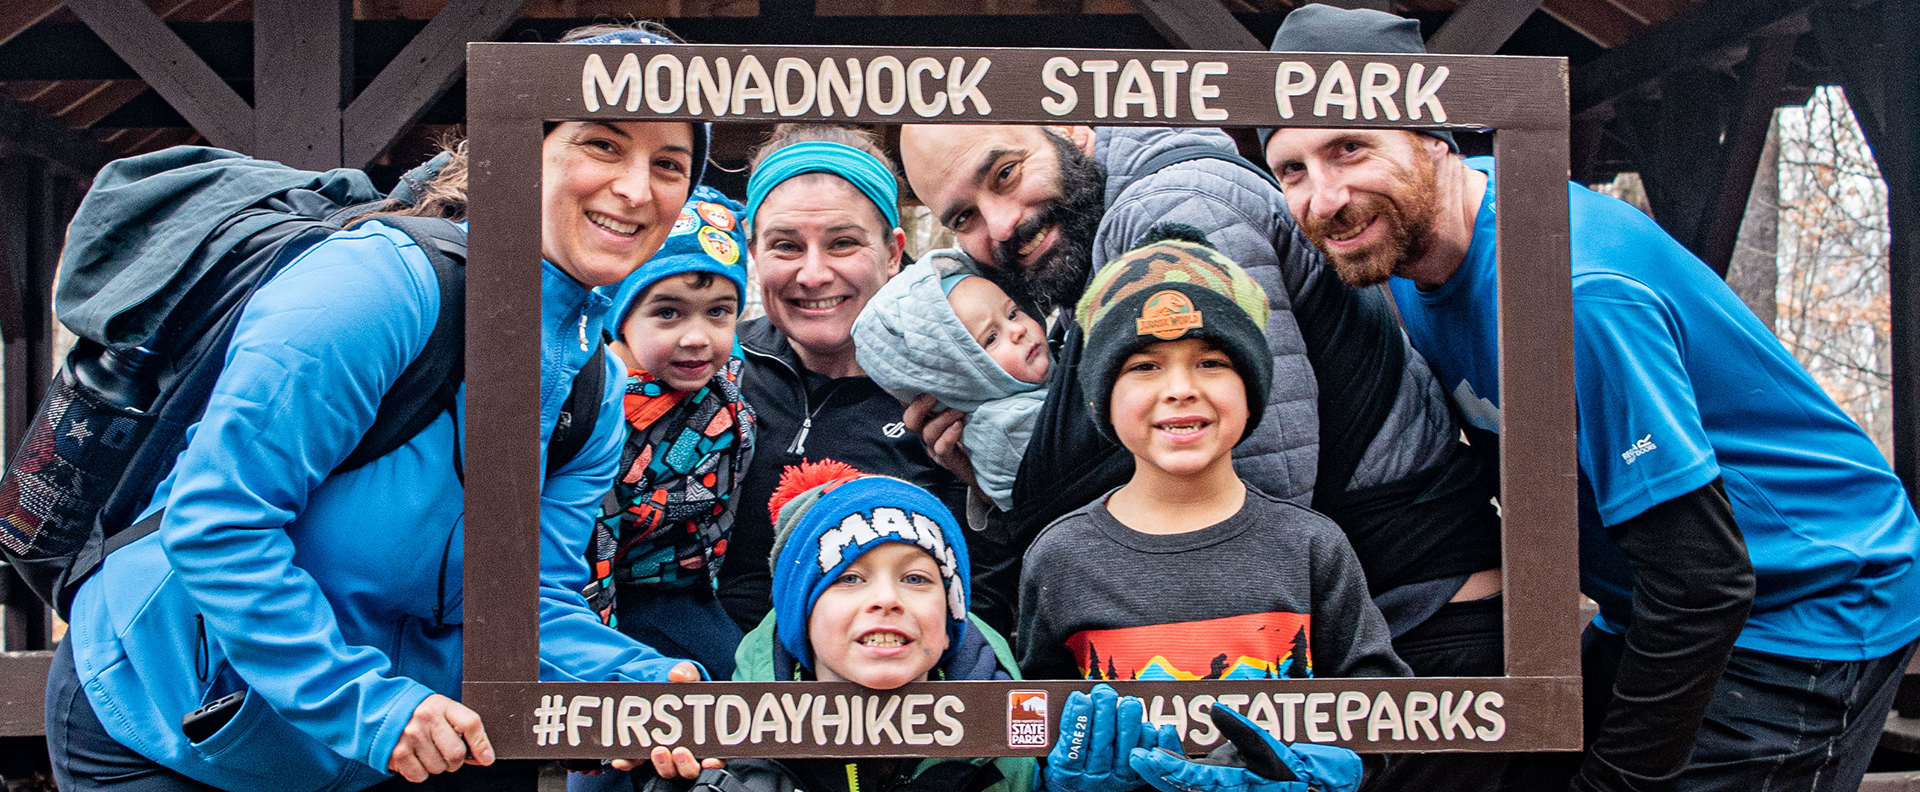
1574, 480, 1754, 792
965, 496, 1024, 638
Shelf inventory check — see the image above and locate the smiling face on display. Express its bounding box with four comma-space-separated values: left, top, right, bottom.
807, 541, 951, 690
541, 120, 696, 288
611, 273, 739, 392
899, 125, 1105, 313
1109, 337, 1248, 481
947, 275, 1049, 385
750, 174, 904, 377
1264, 128, 1442, 289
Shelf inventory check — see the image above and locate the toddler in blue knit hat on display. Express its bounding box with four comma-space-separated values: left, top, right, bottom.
586, 185, 757, 681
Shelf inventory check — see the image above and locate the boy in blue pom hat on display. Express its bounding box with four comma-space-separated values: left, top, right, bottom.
650, 459, 1037, 792
586, 185, 756, 682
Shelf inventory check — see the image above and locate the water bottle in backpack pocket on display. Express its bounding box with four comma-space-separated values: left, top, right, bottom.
0, 340, 159, 563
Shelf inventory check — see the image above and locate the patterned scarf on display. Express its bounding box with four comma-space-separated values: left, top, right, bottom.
584, 354, 755, 625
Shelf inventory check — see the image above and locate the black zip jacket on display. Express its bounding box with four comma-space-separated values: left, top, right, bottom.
721, 317, 1014, 632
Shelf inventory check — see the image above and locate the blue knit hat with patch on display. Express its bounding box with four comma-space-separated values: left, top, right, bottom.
605, 185, 749, 339
767, 462, 971, 675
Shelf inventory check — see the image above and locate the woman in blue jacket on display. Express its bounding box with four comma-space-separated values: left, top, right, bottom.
43, 26, 708, 792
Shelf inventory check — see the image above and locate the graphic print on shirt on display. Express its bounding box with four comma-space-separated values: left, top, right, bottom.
1065, 612, 1312, 680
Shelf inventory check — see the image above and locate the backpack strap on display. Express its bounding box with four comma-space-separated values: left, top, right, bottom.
336, 216, 466, 473
547, 340, 608, 477
329, 214, 607, 478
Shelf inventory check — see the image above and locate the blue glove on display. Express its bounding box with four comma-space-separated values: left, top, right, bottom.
1044, 684, 1178, 792
1127, 704, 1362, 792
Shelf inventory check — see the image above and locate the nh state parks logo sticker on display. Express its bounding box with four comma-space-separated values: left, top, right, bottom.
1137, 289, 1203, 340
1008, 691, 1049, 749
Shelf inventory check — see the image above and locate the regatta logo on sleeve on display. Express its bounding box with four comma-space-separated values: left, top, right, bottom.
1620, 434, 1658, 465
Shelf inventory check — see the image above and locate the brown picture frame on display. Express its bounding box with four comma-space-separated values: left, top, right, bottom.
460, 42, 1577, 758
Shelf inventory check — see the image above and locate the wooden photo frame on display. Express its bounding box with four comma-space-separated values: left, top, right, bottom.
460, 42, 1576, 758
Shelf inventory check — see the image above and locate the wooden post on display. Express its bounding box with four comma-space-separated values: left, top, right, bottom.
0, 156, 65, 654
1694, 34, 1796, 276
1813, 0, 1920, 501
253, 0, 352, 169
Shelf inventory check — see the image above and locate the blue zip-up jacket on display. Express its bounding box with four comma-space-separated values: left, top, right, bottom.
63, 221, 688, 792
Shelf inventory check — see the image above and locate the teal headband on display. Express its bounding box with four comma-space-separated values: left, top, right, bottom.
745, 141, 900, 233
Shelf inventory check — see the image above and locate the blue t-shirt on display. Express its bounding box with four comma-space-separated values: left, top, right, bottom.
1391, 156, 1920, 661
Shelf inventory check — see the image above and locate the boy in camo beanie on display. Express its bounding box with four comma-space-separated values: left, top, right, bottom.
1074, 224, 1274, 442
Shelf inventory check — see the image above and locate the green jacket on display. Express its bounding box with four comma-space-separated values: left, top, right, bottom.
649, 613, 1038, 792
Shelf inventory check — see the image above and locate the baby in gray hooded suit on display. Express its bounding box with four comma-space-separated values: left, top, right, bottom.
853, 249, 1048, 512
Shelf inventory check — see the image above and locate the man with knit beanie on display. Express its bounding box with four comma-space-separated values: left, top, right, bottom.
661, 460, 1037, 792
1265, 6, 1920, 792
1016, 229, 1403, 792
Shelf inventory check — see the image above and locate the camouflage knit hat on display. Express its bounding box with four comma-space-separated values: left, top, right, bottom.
1075, 225, 1273, 443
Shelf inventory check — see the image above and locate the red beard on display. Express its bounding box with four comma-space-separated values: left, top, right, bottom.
1299, 157, 1440, 288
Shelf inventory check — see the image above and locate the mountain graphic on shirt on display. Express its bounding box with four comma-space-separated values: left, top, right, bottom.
1065, 612, 1312, 681
1452, 380, 1501, 433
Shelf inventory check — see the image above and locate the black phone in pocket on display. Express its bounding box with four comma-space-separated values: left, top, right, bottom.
181, 691, 245, 743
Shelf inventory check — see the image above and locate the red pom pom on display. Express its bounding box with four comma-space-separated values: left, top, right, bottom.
768, 459, 865, 524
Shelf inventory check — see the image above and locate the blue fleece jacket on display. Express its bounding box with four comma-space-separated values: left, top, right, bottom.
63, 221, 687, 792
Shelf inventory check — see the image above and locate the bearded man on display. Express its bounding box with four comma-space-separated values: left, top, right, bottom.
899, 64, 1528, 792
1265, 7, 1920, 792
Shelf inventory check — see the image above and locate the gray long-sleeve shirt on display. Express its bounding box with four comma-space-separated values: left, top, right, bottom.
1016, 485, 1409, 683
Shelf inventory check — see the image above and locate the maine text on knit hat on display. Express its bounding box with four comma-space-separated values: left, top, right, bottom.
816, 506, 966, 621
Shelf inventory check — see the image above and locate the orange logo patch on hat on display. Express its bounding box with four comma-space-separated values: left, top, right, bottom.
696, 202, 737, 231
1136, 289, 1203, 340
698, 226, 740, 265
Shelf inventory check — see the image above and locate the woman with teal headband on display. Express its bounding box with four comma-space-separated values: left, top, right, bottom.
716, 124, 1013, 639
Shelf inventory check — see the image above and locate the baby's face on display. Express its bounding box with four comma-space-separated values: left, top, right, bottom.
948, 276, 1050, 384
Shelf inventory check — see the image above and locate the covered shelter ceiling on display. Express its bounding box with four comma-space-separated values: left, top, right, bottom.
0, 0, 1838, 183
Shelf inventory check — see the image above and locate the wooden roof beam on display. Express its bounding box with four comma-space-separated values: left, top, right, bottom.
0, 89, 112, 178
0, 0, 61, 50
1125, 0, 1261, 50
1426, 0, 1546, 54
1695, 34, 1796, 276
63, 0, 253, 151
1539, 0, 1636, 47
1570, 0, 1819, 119
342, 0, 528, 168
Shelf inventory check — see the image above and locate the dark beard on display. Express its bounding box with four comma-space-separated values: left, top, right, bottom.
979, 130, 1106, 315
1299, 154, 1439, 288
